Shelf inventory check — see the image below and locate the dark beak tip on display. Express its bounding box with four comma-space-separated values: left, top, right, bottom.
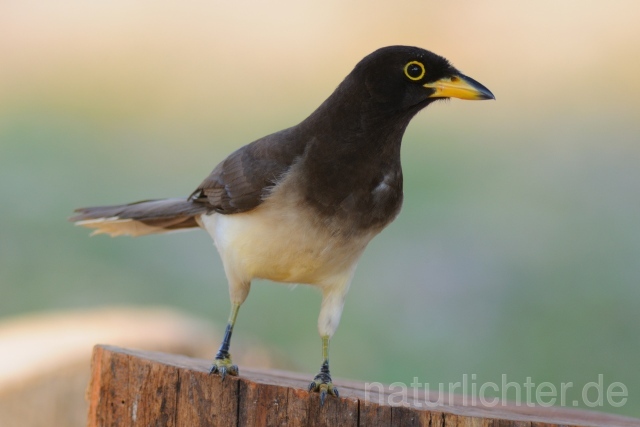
457, 73, 495, 101
475, 84, 495, 101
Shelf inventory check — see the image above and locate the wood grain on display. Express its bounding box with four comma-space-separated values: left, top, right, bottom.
87, 345, 640, 427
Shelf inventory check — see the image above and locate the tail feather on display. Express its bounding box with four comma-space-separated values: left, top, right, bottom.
71, 198, 208, 237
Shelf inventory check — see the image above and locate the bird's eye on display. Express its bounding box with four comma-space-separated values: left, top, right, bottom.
404, 61, 425, 81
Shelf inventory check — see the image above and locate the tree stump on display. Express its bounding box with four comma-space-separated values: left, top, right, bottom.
87, 345, 638, 427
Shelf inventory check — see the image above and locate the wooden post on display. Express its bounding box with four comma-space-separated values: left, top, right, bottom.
87, 345, 638, 427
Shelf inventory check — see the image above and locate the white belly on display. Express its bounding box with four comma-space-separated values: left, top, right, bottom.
198, 172, 387, 337
199, 199, 376, 288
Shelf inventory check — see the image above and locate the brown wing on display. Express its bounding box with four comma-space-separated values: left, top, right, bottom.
189, 128, 306, 214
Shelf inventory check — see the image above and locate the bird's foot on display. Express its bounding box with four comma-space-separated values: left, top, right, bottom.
209, 353, 238, 380
308, 361, 339, 406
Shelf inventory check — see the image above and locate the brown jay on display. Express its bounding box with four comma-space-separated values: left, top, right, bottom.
71, 45, 494, 404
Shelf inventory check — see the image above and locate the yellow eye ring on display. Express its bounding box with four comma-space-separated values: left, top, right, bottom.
404, 61, 425, 81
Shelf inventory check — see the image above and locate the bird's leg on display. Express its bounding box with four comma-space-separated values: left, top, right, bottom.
209, 303, 240, 379
308, 335, 339, 405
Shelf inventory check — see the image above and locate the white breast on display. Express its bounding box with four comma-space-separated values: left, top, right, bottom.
198, 166, 386, 338
200, 197, 375, 289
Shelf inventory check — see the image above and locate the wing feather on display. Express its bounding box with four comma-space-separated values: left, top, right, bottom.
189, 128, 306, 214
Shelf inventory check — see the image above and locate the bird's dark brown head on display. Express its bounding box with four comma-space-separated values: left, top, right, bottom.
304, 46, 494, 138
352, 45, 494, 114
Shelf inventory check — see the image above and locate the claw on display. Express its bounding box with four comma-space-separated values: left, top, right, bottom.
209, 356, 239, 379
320, 389, 327, 406
308, 374, 339, 406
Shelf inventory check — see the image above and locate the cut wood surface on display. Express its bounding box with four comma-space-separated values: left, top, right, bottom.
87, 345, 639, 427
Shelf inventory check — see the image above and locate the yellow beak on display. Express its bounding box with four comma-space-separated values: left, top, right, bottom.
424, 73, 495, 100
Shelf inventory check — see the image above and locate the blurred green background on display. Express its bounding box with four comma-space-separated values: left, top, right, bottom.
1, 0, 639, 418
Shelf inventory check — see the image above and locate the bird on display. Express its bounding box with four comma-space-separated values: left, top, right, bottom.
71, 45, 494, 405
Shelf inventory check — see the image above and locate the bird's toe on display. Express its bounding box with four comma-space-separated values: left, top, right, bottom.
308, 375, 339, 406
209, 356, 239, 379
